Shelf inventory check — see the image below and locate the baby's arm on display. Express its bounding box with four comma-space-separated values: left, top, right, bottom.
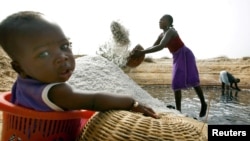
48, 83, 159, 118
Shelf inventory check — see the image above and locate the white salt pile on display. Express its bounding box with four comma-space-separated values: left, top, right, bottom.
68, 55, 180, 114
68, 20, 181, 115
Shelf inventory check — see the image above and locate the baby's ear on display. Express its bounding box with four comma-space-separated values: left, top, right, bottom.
11, 61, 27, 78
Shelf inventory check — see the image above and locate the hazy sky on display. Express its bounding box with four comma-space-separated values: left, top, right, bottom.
0, 0, 249, 59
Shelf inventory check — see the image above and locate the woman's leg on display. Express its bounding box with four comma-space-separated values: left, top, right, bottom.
193, 86, 207, 117
174, 90, 182, 112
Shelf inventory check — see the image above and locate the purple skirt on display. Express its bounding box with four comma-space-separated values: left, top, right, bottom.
171, 46, 200, 91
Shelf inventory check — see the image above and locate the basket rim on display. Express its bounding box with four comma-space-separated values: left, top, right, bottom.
126, 45, 145, 68
0, 92, 95, 120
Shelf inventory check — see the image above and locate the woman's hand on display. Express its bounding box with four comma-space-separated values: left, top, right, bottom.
126, 44, 145, 67
130, 44, 145, 58
131, 49, 144, 58
235, 88, 241, 91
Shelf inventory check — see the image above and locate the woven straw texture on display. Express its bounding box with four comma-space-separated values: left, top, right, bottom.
126, 45, 145, 68
77, 110, 207, 141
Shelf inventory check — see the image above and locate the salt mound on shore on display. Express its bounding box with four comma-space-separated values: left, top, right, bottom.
68, 55, 180, 114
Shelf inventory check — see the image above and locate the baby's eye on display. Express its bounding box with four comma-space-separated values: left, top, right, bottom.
38, 51, 49, 58
61, 42, 72, 50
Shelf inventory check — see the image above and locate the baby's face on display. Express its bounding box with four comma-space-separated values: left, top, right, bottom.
13, 21, 75, 83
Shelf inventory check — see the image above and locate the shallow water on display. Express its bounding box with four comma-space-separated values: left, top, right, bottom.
141, 85, 250, 125
70, 55, 250, 125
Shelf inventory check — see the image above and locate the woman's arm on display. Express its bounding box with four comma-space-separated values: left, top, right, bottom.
134, 28, 177, 56
232, 82, 241, 91
153, 33, 163, 46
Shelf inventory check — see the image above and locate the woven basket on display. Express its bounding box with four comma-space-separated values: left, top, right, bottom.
126, 44, 145, 68
77, 110, 207, 141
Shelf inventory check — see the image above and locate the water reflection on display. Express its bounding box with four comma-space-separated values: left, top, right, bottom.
220, 89, 238, 104
141, 85, 250, 125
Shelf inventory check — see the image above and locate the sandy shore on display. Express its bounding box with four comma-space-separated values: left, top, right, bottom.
124, 57, 250, 89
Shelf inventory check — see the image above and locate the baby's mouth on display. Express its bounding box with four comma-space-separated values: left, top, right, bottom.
59, 68, 73, 79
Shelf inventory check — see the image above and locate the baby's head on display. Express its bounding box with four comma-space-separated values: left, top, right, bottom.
0, 11, 75, 83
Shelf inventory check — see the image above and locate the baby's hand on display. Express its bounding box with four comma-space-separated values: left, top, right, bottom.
131, 103, 159, 119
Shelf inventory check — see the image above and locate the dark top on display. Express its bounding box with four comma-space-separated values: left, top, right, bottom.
165, 35, 184, 53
